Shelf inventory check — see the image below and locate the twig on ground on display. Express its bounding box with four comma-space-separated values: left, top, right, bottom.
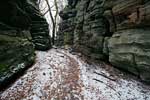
93, 78, 121, 99
94, 71, 116, 81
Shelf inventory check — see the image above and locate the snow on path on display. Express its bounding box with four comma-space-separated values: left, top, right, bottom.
0, 49, 150, 100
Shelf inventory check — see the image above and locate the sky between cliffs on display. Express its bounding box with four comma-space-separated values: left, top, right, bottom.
39, 0, 67, 36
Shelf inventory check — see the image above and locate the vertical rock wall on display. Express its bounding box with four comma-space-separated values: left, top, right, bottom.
56, 0, 150, 84
0, 0, 51, 87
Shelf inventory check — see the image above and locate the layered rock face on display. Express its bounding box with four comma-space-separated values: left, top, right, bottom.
57, 0, 150, 83
0, 0, 51, 87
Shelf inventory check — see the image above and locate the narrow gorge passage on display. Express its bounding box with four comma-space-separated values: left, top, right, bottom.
0, 49, 150, 100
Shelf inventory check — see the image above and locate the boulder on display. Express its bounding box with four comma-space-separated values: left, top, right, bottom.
108, 29, 150, 83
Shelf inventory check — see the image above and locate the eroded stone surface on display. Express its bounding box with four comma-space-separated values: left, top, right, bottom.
0, 0, 51, 86
56, 0, 150, 83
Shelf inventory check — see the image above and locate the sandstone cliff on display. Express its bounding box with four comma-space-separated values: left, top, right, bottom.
56, 0, 150, 84
0, 0, 51, 87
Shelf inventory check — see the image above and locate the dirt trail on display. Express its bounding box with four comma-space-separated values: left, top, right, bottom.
0, 49, 150, 100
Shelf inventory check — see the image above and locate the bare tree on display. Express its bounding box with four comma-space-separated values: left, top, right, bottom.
53, 0, 59, 41
44, 0, 55, 45
37, 0, 67, 45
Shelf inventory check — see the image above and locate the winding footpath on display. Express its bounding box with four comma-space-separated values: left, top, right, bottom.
0, 49, 150, 100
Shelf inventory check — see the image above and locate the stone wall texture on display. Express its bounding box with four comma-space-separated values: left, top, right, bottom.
56, 0, 150, 84
0, 0, 51, 87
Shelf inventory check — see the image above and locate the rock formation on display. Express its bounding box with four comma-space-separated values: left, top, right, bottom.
56, 0, 150, 84
0, 0, 51, 87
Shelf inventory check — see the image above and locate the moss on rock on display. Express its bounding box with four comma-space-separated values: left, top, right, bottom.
0, 34, 35, 87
